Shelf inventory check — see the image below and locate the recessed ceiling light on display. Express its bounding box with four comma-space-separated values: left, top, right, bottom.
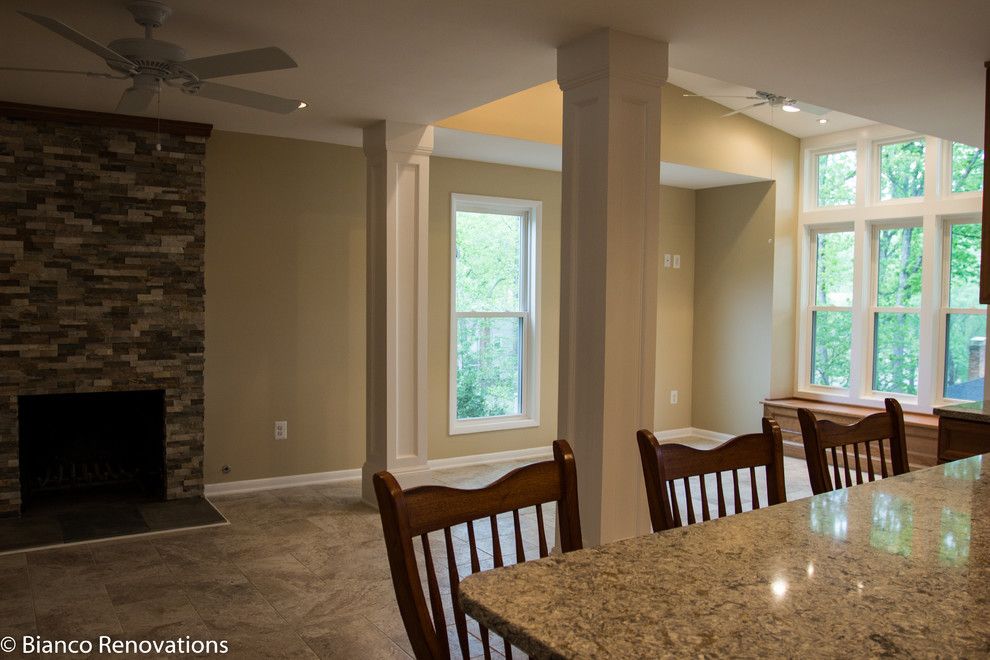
297, 101, 308, 109
818, 118, 828, 124
781, 102, 800, 113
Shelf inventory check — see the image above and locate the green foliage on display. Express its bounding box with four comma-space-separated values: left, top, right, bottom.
454, 211, 525, 420
817, 150, 856, 207
815, 231, 854, 306
812, 311, 851, 387
950, 143, 984, 194
879, 140, 925, 200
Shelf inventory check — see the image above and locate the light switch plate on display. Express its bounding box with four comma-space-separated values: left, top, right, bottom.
673, 254, 681, 269
274, 420, 288, 440
663, 253, 672, 268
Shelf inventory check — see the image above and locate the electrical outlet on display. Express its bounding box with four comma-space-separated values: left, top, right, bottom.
274, 420, 288, 440
663, 253, 672, 268
673, 254, 681, 269
221, 465, 232, 474
670, 390, 678, 405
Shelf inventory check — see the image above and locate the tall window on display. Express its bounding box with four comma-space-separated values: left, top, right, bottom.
450, 194, 540, 434
942, 219, 985, 399
871, 225, 923, 395
810, 229, 854, 388
800, 129, 984, 411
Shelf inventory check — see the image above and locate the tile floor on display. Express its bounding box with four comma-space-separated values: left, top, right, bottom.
0, 445, 815, 659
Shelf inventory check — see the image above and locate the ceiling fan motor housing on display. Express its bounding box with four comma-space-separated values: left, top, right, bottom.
106, 38, 186, 77
127, 1, 172, 29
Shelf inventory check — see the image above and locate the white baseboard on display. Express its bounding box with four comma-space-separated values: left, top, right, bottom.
653, 427, 734, 444
205, 445, 553, 497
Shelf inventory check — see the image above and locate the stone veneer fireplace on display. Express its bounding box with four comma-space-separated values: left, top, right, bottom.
0, 104, 210, 515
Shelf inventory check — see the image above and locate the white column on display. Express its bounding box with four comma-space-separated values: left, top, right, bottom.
362, 121, 434, 506
557, 29, 668, 545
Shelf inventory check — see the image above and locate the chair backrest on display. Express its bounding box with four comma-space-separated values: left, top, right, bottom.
797, 398, 909, 495
373, 439, 583, 660
636, 419, 786, 533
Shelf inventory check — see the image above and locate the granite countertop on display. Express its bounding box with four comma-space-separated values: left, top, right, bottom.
933, 400, 990, 423
459, 455, 990, 658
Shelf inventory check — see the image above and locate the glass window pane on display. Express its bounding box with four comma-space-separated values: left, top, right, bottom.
873, 312, 920, 394
456, 317, 522, 419
811, 310, 851, 388
944, 314, 986, 400
815, 231, 854, 306
876, 226, 923, 307
879, 139, 925, 200
951, 143, 984, 194
455, 211, 522, 312
816, 149, 856, 207
949, 223, 983, 308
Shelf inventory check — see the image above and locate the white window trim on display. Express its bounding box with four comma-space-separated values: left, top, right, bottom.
796, 124, 983, 413
449, 193, 541, 436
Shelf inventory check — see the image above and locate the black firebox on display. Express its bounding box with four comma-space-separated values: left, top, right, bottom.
18, 390, 166, 508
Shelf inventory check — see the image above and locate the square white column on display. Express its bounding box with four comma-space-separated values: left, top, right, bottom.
362, 121, 434, 505
557, 29, 668, 544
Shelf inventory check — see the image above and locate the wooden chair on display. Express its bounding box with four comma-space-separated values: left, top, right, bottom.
797, 398, 909, 495
373, 440, 583, 660
636, 419, 787, 533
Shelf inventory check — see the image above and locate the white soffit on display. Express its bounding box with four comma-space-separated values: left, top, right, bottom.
432, 128, 768, 190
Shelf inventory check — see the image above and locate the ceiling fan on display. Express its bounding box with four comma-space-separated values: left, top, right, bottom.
684, 90, 829, 118
0, 1, 305, 114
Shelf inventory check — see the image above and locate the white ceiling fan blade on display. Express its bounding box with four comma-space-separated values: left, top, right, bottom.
795, 101, 830, 116
721, 101, 768, 117
190, 81, 301, 113
116, 86, 156, 114
18, 11, 135, 68
179, 47, 297, 80
0, 66, 120, 79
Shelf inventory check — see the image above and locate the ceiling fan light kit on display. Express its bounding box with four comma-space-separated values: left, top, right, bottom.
4, 1, 306, 115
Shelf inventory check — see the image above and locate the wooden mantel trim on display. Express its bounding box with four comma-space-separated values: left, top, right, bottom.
0, 101, 213, 137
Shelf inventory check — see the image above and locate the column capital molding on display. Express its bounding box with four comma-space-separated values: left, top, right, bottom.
363, 121, 435, 158
557, 28, 668, 92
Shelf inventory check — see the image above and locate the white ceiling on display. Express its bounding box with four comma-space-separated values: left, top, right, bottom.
0, 0, 986, 147
667, 70, 877, 139
433, 127, 769, 190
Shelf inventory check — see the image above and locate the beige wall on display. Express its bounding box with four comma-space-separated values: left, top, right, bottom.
654, 186, 696, 431
427, 157, 562, 459
692, 181, 776, 436
204, 131, 367, 484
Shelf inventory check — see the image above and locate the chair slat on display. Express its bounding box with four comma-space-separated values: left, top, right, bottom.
668, 481, 682, 526
698, 475, 711, 521
511, 509, 525, 564
731, 469, 742, 514
420, 534, 449, 657
853, 443, 864, 485
466, 520, 481, 574
865, 441, 875, 481
535, 503, 549, 558
830, 446, 841, 489
444, 526, 471, 659
841, 445, 852, 487
878, 438, 889, 478
489, 515, 503, 569
749, 466, 759, 510
683, 477, 696, 525
715, 471, 726, 518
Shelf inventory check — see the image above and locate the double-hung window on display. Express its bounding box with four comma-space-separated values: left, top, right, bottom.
450, 194, 540, 434
870, 224, 923, 396
809, 229, 854, 389
941, 218, 985, 400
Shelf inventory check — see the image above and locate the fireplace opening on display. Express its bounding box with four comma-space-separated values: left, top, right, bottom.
18, 390, 166, 509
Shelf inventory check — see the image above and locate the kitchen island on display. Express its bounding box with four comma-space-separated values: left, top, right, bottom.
460, 455, 988, 658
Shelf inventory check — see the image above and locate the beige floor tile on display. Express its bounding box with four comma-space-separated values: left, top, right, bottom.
300, 614, 410, 659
